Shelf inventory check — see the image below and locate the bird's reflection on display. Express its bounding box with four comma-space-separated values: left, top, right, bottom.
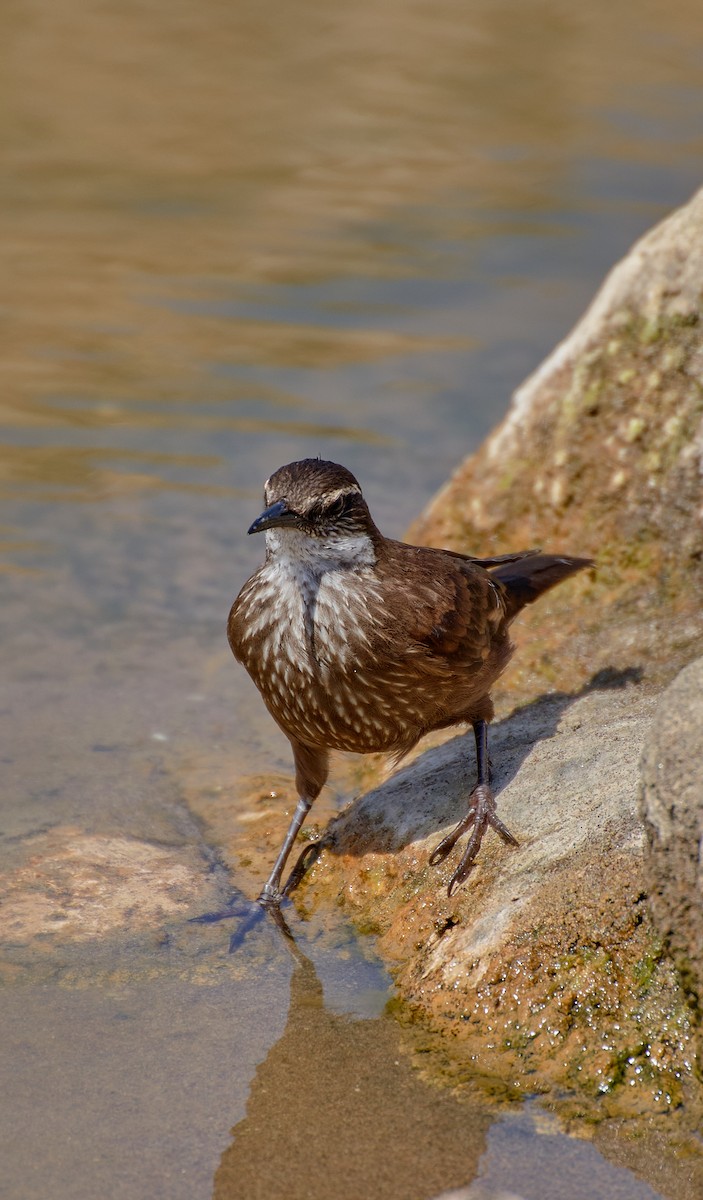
212, 920, 492, 1200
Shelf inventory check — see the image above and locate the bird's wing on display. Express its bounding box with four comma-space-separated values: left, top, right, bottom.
377, 542, 506, 668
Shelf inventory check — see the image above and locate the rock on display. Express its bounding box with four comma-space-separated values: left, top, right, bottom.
305, 679, 693, 1115
640, 657, 703, 1051
0, 823, 288, 989
295, 188, 703, 1117
0, 827, 219, 945
409, 185, 703, 707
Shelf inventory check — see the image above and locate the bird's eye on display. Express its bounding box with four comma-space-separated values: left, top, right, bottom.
304, 493, 354, 527
325, 495, 351, 520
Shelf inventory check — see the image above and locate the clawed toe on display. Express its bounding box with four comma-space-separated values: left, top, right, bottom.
189, 894, 252, 924
429, 805, 478, 866
487, 808, 519, 848
431, 783, 518, 896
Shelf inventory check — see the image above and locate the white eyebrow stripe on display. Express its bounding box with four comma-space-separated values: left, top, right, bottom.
320, 485, 361, 504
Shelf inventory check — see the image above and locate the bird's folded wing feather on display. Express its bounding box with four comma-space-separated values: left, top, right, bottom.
377, 543, 505, 668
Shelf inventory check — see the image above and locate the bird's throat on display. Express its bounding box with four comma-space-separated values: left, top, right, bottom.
264, 525, 377, 573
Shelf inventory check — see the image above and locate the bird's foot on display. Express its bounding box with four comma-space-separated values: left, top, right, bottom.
429, 783, 518, 896
219, 891, 296, 950
188, 894, 254, 925
188, 890, 294, 949
228, 837, 327, 945
257, 880, 284, 906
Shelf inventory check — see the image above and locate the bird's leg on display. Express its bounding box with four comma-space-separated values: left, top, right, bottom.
258, 797, 313, 906
429, 719, 518, 896
258, 740, 329, 907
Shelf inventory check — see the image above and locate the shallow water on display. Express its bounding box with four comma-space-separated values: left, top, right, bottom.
2, 1, 703, 1196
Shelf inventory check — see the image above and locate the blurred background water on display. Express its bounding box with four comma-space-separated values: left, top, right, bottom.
2, 2, 703, 1197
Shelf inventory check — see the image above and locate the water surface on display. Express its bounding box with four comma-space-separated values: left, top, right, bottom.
2, 1, 703, 1196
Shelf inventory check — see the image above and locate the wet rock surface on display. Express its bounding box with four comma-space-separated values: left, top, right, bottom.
0, 828, 218, 944
304, 681, 694, 1115
291, 188, 703, 1139
640, 657, 703, 1062
0, 822, 242, 988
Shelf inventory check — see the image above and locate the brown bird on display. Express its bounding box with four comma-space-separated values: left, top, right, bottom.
228, 458, 592, 906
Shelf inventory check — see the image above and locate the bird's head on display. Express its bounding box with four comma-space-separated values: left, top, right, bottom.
248, 459, 379, 567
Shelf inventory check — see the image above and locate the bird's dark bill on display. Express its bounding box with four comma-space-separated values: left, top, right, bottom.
248, 499, 299, 535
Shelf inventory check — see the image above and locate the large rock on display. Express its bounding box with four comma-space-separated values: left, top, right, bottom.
640, 657, 703, 1056
305, 679, 695, 1116
297, 187, 703, 1118
410, 186, 703, 706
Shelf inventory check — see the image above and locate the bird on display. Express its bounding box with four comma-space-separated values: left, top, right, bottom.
228, 458, 592, 906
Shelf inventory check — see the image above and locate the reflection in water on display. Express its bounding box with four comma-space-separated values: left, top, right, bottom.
214, 935, 491, 1200
214, 929, 668, 1200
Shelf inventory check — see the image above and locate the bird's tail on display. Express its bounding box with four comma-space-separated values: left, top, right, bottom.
490, 554, 593, 621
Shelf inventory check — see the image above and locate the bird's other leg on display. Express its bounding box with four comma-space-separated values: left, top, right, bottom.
429, 718, 518, 896
258, 740, 329, 907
